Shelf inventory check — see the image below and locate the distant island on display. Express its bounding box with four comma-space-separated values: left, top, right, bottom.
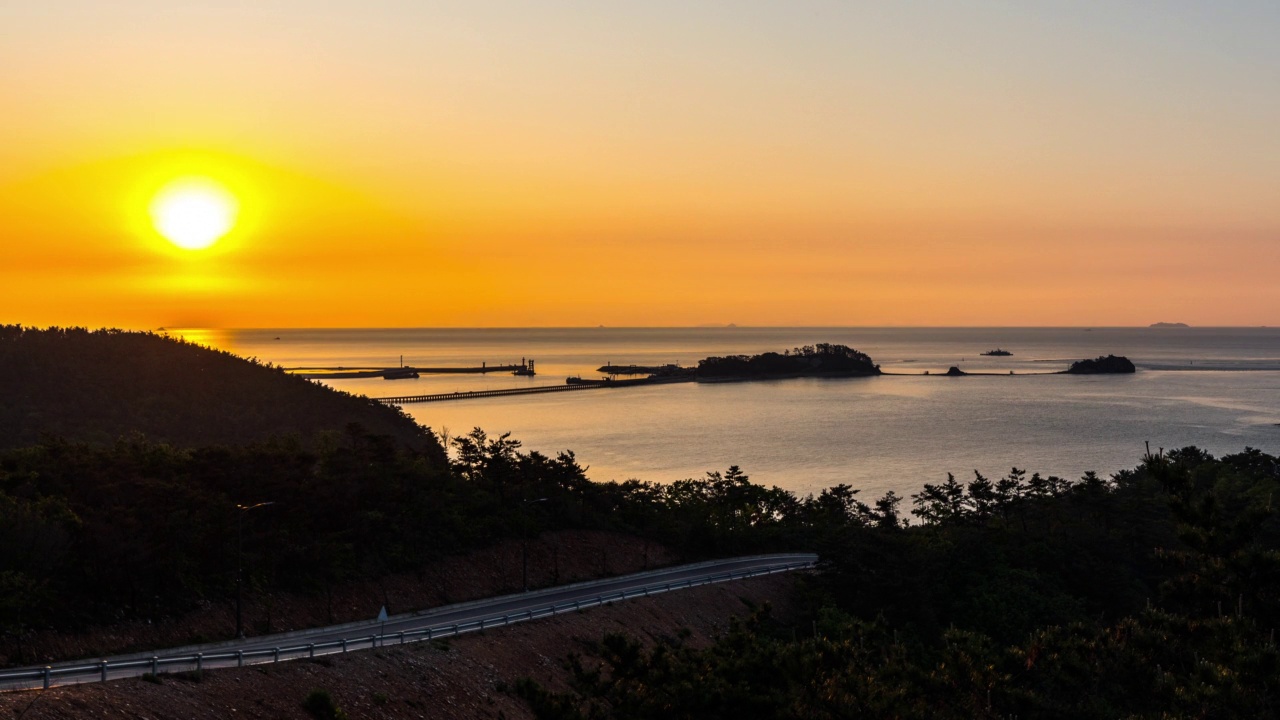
1149, 322, 1189, 328
697, 343, 880, 380
1065, 355, 1136, 374
591, 345, 1139, 386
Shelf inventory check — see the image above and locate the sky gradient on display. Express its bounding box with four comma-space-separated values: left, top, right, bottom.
2, 1, 1278, 328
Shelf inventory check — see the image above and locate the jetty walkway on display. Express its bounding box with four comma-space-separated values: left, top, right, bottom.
379, 383, 605, 405
291, 364, 526, 380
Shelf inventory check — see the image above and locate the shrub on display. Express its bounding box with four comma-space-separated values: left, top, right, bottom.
303, 689, 348, 720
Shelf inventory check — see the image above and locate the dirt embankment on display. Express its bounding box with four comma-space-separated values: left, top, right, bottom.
3, 531, 677, 668
0, 573, 801, 720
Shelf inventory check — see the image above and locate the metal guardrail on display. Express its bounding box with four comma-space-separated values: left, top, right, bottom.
0, 560, 814, 692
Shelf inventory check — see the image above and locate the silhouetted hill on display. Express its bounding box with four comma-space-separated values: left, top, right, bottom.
0, 326, 442, 454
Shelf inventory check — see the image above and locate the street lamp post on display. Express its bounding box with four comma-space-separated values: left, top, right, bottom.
521, 497, 548, 592
236, 501, 275, 638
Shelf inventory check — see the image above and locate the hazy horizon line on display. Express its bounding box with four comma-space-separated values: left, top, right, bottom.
147, 323, 1272, 331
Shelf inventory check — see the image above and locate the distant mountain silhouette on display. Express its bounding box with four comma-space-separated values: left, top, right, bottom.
1149, 322, 1189, 328
0, 326, 443, 454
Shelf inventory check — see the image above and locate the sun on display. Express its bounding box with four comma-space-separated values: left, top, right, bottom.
149, 178, 238, 250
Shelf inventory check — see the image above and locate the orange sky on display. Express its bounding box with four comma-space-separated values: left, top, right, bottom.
2, 2, 1278, 328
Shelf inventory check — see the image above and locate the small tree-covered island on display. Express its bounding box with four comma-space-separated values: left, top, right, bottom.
1065, 354, 1138, 374
689, 344, 1138, 381
697, 343, 881, 380
3, 329, 1268, 719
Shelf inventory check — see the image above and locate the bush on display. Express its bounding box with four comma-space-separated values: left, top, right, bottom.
303, 689, 348, 720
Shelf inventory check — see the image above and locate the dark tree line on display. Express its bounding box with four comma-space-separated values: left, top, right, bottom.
0, 423, 876, 663
519, 447, 1280, 719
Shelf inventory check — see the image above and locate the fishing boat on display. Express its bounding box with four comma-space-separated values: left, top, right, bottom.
383, 368, 420, 380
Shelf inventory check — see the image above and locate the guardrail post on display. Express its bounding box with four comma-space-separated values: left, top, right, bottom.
152, 656, 159, 675
196, 653, 204, 672
503, 615, 509, 626
574, 601, 580, 610
479, 618, 485, 630
398, 632, 405, 645
527, 610, 533, 620
451, 624, 458, 636
426, 628, 433, 640
341, 639, 348, 653
43, 666, 51, 690
308, 644, 315, 658
100, 660, 108, 682
237, 651, 244, 668
273, 648, 280, 663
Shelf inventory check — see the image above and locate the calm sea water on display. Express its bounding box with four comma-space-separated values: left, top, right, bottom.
179, 328, 1280, 499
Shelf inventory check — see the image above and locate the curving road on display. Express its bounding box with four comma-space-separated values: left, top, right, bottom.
0, 553, 817, 692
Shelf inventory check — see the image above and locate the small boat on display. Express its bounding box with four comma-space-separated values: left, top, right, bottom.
383, 368, 420, 380
981, 349, 1013, 356
566, 376, 608, 385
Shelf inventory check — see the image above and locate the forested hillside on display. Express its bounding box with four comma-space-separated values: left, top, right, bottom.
6, 326, 1278, 716
519, 447, 1280, 719
0, 326, 440, 453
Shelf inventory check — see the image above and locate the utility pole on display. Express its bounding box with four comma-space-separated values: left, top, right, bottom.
236, 502, 275, 638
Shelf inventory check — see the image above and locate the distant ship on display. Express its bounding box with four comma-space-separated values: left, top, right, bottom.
566, 376, 608, 385
981, 349, 1013, 356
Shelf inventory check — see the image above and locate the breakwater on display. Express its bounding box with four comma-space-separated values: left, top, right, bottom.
290, 363, 527, 379
379, 383, 605, 405
378, 374, 694, 404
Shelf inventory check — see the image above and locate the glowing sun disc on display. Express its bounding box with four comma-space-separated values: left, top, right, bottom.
150, 178, 238, 250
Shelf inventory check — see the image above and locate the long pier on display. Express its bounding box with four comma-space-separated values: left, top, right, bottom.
379, 383, 606, 405
291, 364, 526, 380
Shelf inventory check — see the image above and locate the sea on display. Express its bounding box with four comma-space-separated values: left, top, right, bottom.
176, 327, 1280, 501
